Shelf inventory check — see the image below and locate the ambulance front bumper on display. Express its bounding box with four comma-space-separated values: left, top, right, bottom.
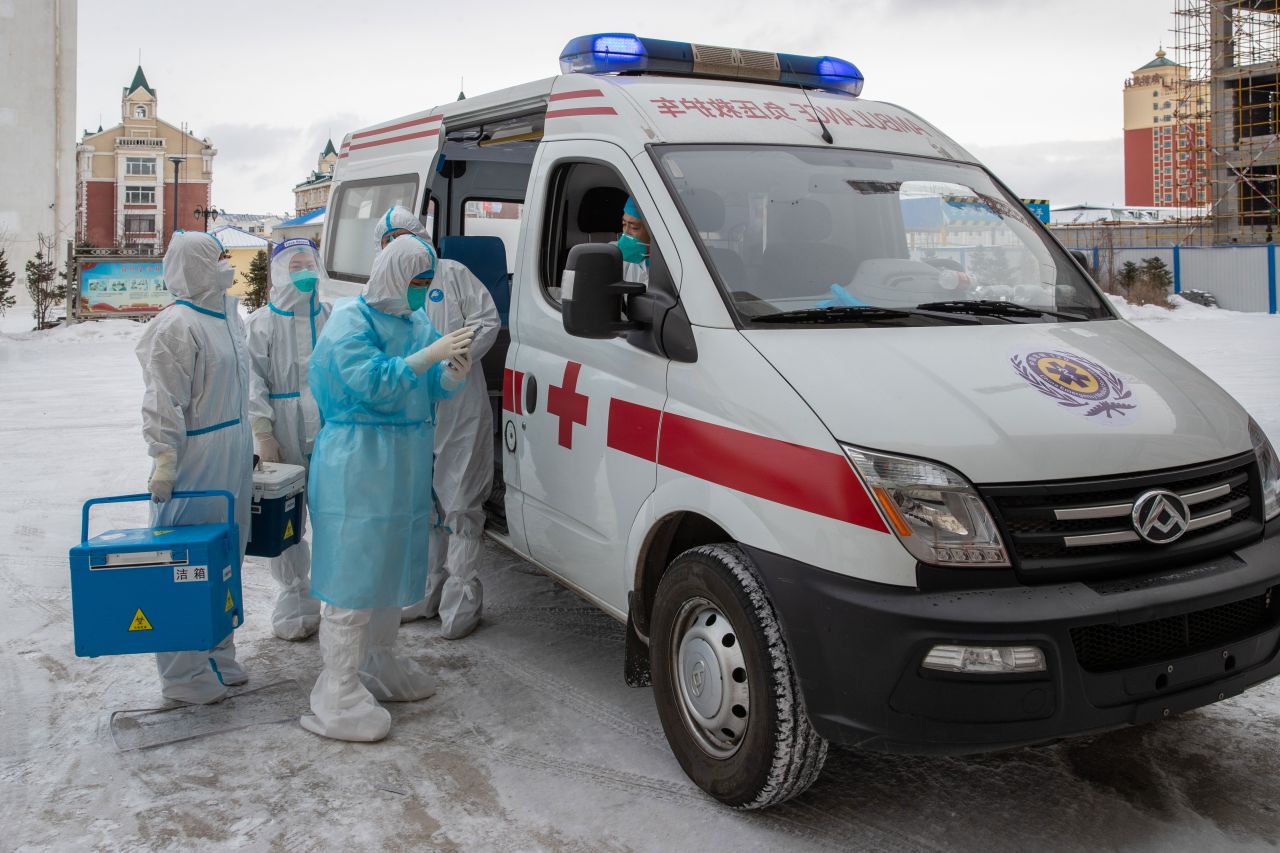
744, 522, 1280, 755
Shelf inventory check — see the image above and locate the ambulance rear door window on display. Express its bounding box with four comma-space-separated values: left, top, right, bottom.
327, 174, 418, 282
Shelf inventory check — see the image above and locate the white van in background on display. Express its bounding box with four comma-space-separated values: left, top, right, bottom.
323, 33, 1280, 808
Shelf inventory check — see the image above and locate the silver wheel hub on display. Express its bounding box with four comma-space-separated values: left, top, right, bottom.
671, 598, 750, 759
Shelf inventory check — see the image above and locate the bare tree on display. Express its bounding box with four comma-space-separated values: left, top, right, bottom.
25, 234, 66, 329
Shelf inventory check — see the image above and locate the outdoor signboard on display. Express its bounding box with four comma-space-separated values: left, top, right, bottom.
1022, 198, 1051, 224
73, 255, 170, 319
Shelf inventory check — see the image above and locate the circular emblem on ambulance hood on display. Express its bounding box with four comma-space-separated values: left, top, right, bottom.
1132, 490, 1191, 544
1010, 349, 1137, 423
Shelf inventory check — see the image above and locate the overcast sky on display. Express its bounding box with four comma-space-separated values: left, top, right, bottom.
77, 0, 1175, 214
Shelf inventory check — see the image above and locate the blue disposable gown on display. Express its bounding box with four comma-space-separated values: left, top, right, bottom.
306, 296, 454, 609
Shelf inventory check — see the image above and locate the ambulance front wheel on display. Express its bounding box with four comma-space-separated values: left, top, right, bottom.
650, 543, 828, 809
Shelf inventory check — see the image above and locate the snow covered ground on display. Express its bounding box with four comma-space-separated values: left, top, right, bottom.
1, 301, 1278, 852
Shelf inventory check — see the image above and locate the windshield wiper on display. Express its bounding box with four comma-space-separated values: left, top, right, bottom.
749, 305, 975, 325
914, 299, 1088, 322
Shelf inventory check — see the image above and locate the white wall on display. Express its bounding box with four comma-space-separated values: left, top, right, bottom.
1178, 246, 1273, 313
0, 0, 77, 301
1099, 245, 1276, 313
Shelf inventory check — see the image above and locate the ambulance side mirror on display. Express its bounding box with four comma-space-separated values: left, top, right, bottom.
561, 243, 645, 339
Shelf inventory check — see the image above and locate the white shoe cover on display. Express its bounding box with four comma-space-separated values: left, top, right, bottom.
301, 606, 390, 742
157, 650, 229, 705
209, 632, 248, 686
269, 541, 321, 640
402, 527, 448, 623
438, 536, 483, 640
360, 607, 436, 702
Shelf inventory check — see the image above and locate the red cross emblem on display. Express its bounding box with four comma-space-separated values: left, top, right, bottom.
547, 361, 589, 449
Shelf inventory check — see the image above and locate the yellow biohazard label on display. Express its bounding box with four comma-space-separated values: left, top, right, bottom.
225, 590, 235, 612
152, 530, 174, 536
128, 608, 154, 631
284, 519, 294, 540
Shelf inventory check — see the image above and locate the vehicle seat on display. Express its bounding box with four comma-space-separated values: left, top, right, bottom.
438, 235, 511, 398
681, 187, 748, 289
755, 199, 855, 298
439, 235, 510, 323
577, 186, 629, 243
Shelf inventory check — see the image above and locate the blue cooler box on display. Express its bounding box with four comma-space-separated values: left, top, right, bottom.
247, 462, 306, 558
69, 491, 243, 658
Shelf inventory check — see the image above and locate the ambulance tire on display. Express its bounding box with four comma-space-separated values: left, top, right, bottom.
650, 543, 828, 809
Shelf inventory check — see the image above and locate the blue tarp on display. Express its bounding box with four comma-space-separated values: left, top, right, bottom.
276, 207, 326, 229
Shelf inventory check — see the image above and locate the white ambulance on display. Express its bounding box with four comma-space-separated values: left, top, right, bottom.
323, 34, 1280, 808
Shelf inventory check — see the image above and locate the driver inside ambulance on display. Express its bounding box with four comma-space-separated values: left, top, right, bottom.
616, 196, 650, 285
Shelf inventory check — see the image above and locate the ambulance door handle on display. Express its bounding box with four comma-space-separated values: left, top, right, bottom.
524, 374, 538, 414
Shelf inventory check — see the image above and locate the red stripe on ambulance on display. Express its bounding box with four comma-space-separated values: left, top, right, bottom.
503, 369, 526, 415
546, 107, 618, 119
607, 400, 888, 532
607, 399, 661, 461
351, 114, 444, 141
548, 89, 605, 101
348, 128, 440, 152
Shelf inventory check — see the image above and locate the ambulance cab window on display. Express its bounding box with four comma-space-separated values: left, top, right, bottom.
327, 174, 418, 282
541, 162, 638, 305
656, 145, 1111, 324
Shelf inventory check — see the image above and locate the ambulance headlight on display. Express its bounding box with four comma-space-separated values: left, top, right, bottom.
1251, 417, 1280, 521
843, 445, 1010, 568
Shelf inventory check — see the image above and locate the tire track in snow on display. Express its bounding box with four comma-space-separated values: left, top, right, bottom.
431, 646, 666, 748
0, 554, 70, 621
483, 604, 626, 645
398, 717, 872, 853
420, 650, 927, 851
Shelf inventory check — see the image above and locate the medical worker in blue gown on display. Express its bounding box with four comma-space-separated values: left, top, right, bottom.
137, 231, 253, 704
301, 235, 475, 742
245, 238, 331, 640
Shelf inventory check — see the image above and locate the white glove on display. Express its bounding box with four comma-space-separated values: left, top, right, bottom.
404, 326, 475, 376
148, 449, 177, 503
445, 351, 472, 382
256, 431, 282, 463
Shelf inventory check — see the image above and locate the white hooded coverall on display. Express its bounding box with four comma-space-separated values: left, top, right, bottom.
373, 207, 500, 639
136, 231, 254, 704
245, 238, 331, 640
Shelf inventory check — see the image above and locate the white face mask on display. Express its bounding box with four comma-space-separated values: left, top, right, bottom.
216, 259, 235, 291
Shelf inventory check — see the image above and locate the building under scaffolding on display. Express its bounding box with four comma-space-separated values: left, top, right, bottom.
1174, 0, 1280, 244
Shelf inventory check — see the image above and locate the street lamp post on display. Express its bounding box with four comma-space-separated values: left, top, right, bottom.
167, 155, 184, 245
193, 205, 222, 232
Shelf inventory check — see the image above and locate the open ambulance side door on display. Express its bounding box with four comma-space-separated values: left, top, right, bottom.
322, 111, 445, 284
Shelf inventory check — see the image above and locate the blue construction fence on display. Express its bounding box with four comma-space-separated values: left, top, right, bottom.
1086, 244, 1278, 314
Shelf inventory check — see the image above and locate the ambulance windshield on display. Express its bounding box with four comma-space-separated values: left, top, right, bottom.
656, 145, 1111, 324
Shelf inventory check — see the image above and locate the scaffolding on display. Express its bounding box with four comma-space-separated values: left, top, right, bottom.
1173, 0, 1280, 244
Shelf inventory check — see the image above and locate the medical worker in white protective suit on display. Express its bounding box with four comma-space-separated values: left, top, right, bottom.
245, 238, 331, 640
301, 235, 474, 742
374, 206, 500, 639
137, 231, 253, 704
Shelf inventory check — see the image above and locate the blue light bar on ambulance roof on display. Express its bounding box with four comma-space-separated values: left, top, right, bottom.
559, 33, 864, 97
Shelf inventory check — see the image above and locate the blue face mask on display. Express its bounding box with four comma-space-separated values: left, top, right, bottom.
406, 284, 430, 312
617, 233, 649, 265
290, 269, 319, 293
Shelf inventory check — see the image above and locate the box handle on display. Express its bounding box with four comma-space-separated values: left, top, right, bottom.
81, 490, 236, 544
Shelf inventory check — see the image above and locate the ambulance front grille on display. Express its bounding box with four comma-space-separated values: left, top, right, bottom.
1069, 587, 1276, 671
980, 453, 1262, 582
